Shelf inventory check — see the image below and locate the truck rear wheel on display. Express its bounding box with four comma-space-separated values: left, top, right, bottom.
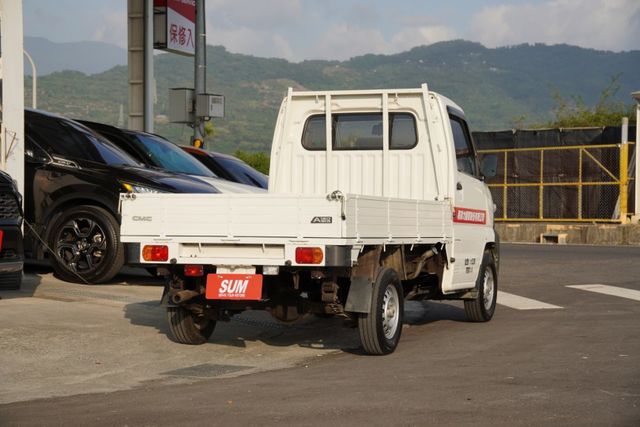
358, 267, 404, 355
167, 306, 216, 345
464, 250, 497, 322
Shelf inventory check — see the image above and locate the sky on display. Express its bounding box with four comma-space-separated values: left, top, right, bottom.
23, 0, 640, 61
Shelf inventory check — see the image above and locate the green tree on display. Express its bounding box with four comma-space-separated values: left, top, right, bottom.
204, 121, 215, 137
547, 75, 635, 128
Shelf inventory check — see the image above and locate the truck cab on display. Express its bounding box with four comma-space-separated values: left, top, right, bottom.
268, 85, 497, 291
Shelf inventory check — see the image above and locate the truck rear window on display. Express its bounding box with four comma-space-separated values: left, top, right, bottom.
302, 113, 417, 151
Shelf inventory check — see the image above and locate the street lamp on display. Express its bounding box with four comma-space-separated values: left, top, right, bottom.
632, 91, 640, 221
23, 50, 37, 109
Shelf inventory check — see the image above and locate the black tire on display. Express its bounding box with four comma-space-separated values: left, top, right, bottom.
358, 267, 404, 355
314, 312, 335, 318
464, 250, 498, 322
167, 306, 216, 345
48, 205, 124, 284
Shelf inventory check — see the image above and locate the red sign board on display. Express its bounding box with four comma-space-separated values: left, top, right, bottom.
453, 207, 487, 225
206, 274, 264, 300
154, 0, 196, 56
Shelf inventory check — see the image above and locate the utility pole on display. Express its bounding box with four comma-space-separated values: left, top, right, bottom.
192, 0, 206, 147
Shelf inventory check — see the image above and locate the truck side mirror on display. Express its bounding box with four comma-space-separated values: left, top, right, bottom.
480, 154, 498, 179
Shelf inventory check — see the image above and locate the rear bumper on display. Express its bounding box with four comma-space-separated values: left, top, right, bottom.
0, 261, 23, 273
0, 226, 24, 272
125, 242, 353, 268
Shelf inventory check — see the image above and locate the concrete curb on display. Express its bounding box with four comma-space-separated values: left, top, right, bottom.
495, 223, 640, 245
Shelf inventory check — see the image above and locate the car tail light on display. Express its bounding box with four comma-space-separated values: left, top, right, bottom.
184, 264, 204, 277
295, 247, 323, 264
0, 230, 3, 252
142, 245, 169, 262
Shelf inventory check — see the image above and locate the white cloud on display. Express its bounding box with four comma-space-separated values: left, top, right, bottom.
310, 24, 389, 60
390, 25, 458, 52
308, 23, 457, 61
205, 0, 300, 60
207, 26, 296, 60
204, 0, 458, 61
91, 11, 127, 48
206, 0, 302, 30
470, 0, 640, 51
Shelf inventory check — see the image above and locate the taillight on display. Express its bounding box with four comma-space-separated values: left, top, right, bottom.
184, 264, 204, 277
142, 245, 169, 262
0, 230, 3, 252
295, 247, 323, 264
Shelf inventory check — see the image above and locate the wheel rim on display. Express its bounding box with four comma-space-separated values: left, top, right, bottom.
381, 284, 400, 339
55, 217, 108, 273
483, 267, 495, 311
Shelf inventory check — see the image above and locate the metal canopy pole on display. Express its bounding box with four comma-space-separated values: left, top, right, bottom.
633, 91, 640, 219
192, 0, 206, 145
23, 50, 36, 109
144, 0, 154, 132
127, 0, 144, 130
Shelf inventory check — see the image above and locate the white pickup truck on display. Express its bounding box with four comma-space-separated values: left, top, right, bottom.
120, 84, 500, 355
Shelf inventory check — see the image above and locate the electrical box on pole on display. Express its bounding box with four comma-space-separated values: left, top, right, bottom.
197, 94, 225, 118
169, 88, 194, 123
169, 89, 225, 123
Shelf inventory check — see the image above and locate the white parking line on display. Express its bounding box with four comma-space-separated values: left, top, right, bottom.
497, 291, 563, 310
566, 284, 640, 302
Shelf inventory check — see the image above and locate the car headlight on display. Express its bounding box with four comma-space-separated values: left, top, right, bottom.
121, 182, 167, 194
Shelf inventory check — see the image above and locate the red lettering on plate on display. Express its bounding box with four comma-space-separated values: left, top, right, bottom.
206, 274, 263, 300
453, 207, 487, 225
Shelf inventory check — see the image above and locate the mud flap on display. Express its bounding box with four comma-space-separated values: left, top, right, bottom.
345, 276, 374, 313
160, 284, 177, 307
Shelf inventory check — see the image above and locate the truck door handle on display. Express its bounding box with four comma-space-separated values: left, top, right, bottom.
456, 182, 463, 190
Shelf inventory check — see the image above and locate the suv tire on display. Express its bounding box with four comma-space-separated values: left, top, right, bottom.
49, 205, 124, 284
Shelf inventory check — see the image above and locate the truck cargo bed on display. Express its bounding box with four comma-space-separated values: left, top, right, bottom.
120, 193, 451, 245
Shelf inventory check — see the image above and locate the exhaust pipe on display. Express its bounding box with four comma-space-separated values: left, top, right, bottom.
171, 290, 200, 304
410, 243, 442, 279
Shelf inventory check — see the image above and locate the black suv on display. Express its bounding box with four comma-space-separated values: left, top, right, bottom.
0, 170, 24, 290
24, 109, 216, 284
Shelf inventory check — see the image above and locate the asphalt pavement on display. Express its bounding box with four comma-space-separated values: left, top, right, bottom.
1, 243, 639, 426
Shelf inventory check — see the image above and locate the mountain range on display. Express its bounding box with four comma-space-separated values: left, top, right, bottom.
24, 37, 126, 76
24, 39, 640, 154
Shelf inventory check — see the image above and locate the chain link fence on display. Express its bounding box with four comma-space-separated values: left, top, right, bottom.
475, 127, 636, 223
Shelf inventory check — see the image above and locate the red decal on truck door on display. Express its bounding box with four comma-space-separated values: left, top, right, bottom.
453, 207, 487, 225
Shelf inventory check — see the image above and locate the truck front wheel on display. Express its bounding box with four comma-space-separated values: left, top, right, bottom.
358, 267, 404, 355
167, 306, 216, 345
464, 250, 498, 322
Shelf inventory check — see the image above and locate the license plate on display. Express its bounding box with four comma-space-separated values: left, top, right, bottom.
205, 274, 263, 300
